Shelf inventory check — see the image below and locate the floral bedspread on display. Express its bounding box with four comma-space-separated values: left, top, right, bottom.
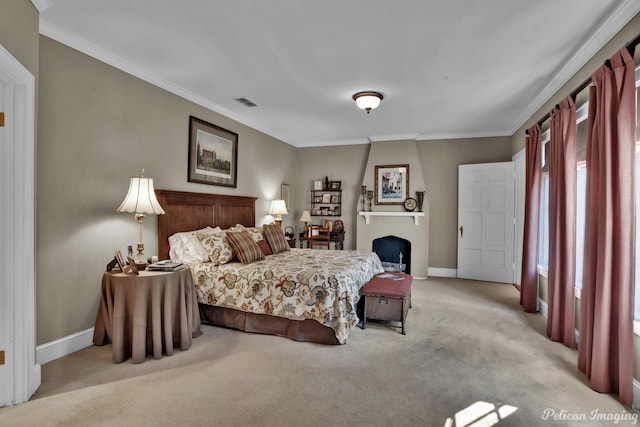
189, 249, 384, 344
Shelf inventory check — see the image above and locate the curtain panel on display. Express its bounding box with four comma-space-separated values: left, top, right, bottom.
578, 47, 636, 408
520, 124, 541, 313
547, 96, 577, 348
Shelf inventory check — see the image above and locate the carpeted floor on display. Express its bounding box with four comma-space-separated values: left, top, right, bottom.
0, 277, 637, 426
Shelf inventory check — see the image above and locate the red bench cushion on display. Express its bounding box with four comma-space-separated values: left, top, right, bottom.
361, 273, 412, 298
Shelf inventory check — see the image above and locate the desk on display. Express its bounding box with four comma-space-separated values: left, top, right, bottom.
299, 230, 345, 250
93, 267, 202, 363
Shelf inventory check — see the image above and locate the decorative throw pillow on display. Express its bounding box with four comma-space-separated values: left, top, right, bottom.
263, 223, 290, 254
195, 231, 234, 265
226, 231, 265, 264
256, 240, 273, 256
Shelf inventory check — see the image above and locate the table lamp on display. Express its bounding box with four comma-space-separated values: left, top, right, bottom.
116, 169, 165, 267
299, 210, 311, 235
268, 199, 288, 226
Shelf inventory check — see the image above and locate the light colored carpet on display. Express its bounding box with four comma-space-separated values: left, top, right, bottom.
0, 277, 637, 426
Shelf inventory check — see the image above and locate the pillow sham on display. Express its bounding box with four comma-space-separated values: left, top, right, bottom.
168, 226, 222, 263
263, 223, 290, 254
226, 231, 265, 264
195, 231, 234, 265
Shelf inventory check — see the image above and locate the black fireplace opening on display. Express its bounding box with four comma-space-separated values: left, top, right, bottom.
372, 235, 411, 274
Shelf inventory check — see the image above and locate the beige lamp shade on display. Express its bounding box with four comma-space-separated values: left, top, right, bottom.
298, 210, 311, 223
116, 176, 165, 215
268, 199, 288, 225
268, 200, 288, 216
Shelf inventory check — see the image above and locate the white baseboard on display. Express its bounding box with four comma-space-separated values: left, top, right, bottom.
428, 267, 457, 278
36, 327, 94, 365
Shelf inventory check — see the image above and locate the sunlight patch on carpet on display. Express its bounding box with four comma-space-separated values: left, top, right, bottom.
444, 401, 518, 426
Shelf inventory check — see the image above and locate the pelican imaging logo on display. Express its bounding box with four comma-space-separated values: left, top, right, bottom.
541, 408, 638, 424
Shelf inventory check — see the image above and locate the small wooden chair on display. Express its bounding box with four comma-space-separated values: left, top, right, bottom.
308, 225, 331, 249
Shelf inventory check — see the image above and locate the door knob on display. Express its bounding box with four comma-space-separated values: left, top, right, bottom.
459, 225, 463, 238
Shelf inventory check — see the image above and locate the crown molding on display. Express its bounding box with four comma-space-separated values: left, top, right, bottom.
509, 0, 640, 134
31, 0, 51, 13
416, 130, 511, 141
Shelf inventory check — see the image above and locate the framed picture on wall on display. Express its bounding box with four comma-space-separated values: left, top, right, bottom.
375, 164, 409, 205
188, 116, 238, 188
281, 184, 290, 210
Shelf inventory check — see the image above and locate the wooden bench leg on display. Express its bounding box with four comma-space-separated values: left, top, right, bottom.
361, 297, 367, 329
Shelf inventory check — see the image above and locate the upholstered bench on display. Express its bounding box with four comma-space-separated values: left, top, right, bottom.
360, 273, 412, 335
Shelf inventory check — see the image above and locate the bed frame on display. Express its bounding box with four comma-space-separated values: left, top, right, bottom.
155, 189, 338, 344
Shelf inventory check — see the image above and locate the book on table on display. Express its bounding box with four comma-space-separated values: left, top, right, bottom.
147, 261, 183, 271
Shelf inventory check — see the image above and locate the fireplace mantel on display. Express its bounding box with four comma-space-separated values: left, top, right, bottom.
359, 211, 425, 226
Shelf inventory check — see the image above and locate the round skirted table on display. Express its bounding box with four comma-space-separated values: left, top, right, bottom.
93, 266, 202, 363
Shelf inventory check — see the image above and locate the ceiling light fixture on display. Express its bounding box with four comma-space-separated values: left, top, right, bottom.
352, 91, 383, 114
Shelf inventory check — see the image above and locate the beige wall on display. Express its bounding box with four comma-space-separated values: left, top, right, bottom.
417, 136, 513, 269
0, 0, 39, 77
294, 144, 370, 250
36, 36, 297, 344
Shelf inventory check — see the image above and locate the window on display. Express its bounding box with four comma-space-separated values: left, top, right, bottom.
574, 104, 588, 290
538, 132, 550, 271
634, 70, 640, 320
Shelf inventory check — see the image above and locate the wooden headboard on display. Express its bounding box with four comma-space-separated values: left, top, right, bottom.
156, 189, 257, 260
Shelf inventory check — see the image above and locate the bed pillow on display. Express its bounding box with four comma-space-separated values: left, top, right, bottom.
256, 240, 273, 256
168, 226, 222, 263
195, 231, 235, 265
228, 224, 264, 242
226, 231, 265, 264
263, 223, 290, 254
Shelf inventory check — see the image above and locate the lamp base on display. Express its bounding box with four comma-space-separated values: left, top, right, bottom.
133, 243, 147, 269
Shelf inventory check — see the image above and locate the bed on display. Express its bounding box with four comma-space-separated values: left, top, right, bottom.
156, 189, 383, 344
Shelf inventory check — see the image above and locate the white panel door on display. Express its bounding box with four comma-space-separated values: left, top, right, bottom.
458, 162, 515, 283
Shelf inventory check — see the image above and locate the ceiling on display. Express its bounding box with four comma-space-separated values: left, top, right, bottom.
36, 0, 639, 147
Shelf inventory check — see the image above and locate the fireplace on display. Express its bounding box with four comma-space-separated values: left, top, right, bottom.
372, 235, 411, 274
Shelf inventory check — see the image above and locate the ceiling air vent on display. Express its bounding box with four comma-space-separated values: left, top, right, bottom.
235, 97, 258, 107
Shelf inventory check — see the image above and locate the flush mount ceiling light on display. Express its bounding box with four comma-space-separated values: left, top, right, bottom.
352, 91, 384, 114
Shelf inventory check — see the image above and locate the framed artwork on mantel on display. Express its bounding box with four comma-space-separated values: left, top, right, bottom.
375, 164, 409, 205
188, 116, 238, 188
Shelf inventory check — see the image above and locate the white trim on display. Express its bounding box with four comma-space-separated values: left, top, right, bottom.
512, 149, 525, 162
539, 299, 548, 319
537, 264, 548, 278
30, 0, 51, 13
36, 328, 95, 365
428, 267, 457, 278
0, 43, 39, 406
634, 378, 640, 409
634, 321, 640, 337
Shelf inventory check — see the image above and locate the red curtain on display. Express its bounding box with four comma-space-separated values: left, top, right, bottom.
520, 124, 541, 313
578, 47, 636, 408
547, 96, 577, 347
